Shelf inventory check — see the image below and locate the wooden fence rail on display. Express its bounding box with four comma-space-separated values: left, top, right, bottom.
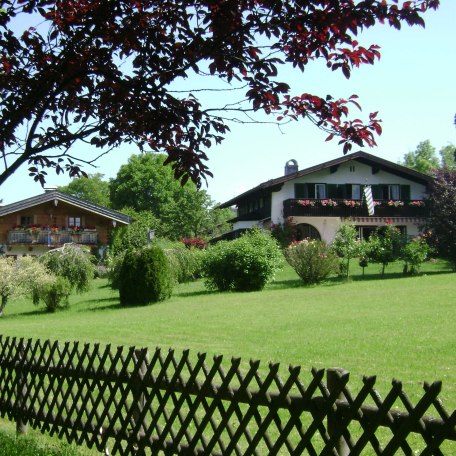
0, 335, 454, 455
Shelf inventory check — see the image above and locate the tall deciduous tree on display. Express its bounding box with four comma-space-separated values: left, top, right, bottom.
439, 143, 456, 169
400, 140, 440, 175
425, 169, 456, 269
58, 173, 111, 207
0, 1, 438, 187
109, 153, 230, 239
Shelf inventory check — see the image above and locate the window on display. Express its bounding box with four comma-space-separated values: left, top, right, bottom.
349, 165, 356, 172
68, 216, 81, 228
296, 224, 321, 241
20, 215, 33, 226
388, 184, 400, 200
315, 184, 326, 199
351, 184, 361, 200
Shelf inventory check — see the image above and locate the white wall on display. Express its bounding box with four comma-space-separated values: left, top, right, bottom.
270, 160, 428, 224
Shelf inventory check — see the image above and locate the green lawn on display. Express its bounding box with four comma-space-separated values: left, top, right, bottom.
1, 259, 455, 413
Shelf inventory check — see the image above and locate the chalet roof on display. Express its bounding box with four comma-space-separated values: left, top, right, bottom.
0, 190, 131, 225
218, 151, 433, 208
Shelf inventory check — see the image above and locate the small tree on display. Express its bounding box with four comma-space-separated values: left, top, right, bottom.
39, 244, 96, 293
331, 223, 361, 278
0, 256, 53, 316
402, 237, 430, 275
367, 224, 406, 276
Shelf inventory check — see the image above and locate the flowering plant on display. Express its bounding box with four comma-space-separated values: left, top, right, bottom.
342, 199, 361, 208
319, 199, 338, 207
50, 225, 59, 233
387, 200, 404, 207
408, 200, 425, 207
296, 199, 316, 207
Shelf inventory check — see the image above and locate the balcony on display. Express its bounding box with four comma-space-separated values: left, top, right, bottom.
7, 230, 98, 246
283, 199, 428, 219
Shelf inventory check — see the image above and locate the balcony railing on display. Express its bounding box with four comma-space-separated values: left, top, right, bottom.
283, 199, 428, 218
7, 230, 98, 246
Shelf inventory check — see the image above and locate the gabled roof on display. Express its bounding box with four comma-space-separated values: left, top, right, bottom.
219, 151, 433, 208
0, 190, 131, 225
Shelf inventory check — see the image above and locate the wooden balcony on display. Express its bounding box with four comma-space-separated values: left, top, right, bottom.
283, 199, 429, 218
7, 230, 98, 246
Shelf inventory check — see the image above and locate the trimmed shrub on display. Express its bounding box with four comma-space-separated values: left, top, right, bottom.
202, 229, 283, 292
118, 247, 173, 306
285, 239, 339, 285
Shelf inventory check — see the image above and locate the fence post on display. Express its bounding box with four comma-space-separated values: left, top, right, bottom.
327, 368, 349, 456
15, 342, 28, 435
131, 349, 148, 455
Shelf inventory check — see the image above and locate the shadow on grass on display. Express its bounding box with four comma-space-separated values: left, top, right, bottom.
269, 268, 454, 290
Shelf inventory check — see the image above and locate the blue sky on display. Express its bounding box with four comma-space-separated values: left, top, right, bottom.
1, 2, 455, 205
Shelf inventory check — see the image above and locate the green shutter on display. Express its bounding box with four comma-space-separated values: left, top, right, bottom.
307, 183, 315, 198
400, 185, 411, 201
327, 184, 338, 198
294, 183, 307, 198
371, 185, 382, 200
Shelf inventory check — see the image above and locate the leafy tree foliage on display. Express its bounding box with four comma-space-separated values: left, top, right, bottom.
400, 140, 440, 175
0, 1, 438, 187
439, 143, 456, 169
109, 209, 159, 256
0, 256, 52, 316
39, 244, 96, 293
58, 173, 111, 207
110, 153, 231, 239
366, 224, 406, 275
425, 169, 456, 269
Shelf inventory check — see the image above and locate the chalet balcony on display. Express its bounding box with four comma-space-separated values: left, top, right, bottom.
283, 199, 429, 219
7, 229, 98, 246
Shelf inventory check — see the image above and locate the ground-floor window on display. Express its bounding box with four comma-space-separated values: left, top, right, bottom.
357, 225, 407, 240
295, 223, 321, 241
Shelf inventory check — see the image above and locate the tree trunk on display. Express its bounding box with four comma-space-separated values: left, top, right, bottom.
0, 295, 7, 317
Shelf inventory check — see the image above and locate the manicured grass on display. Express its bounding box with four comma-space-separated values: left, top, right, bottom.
1, 259, 455, 414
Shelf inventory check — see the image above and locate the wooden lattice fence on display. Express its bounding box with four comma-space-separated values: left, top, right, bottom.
0, 335, 455, 455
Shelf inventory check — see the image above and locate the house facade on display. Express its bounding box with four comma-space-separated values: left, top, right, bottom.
0, 189, 131, 257
218, 151, 432, 243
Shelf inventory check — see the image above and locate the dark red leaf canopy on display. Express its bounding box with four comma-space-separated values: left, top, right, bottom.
0, 0, 439, 187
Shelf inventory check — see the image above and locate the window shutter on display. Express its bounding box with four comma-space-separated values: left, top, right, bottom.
371, 185, 381, 200
400, 185, 411, 200
307, 183, 316, 198
294, 183, 307, 198
327, 184, 338, 198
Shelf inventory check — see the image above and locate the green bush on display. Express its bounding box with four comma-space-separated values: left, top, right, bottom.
285, 239, 339, 285
402, 237, 430, 275
165, 246, 204, 283
202, 229, 283, 292
38, 276, 71, 312
39, 244, 95, 293
118, 247, 173, 306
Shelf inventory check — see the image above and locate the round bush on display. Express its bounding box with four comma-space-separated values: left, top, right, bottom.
285, 239, 339, 284
202, 229, 283, 292
118, 247, 173, 306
